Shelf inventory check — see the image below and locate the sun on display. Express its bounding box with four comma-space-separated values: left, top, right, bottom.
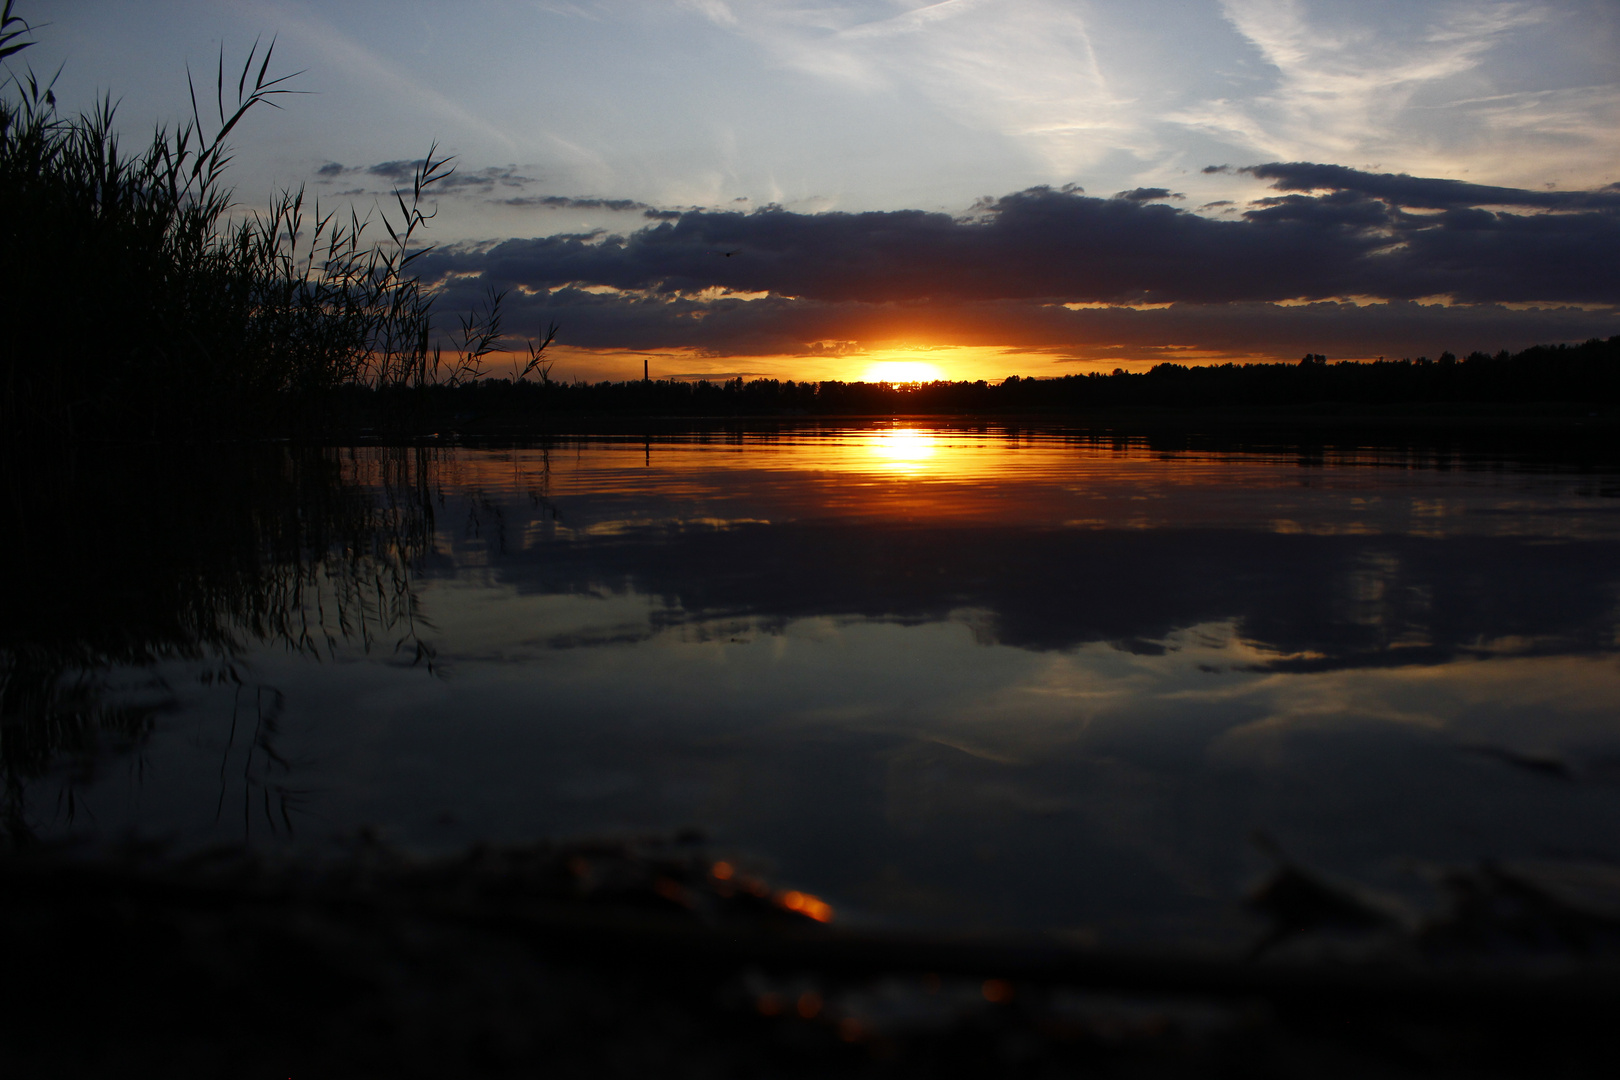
862, 360, 944, 384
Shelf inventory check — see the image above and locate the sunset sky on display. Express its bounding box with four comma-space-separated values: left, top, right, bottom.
24, 0, 1620, 383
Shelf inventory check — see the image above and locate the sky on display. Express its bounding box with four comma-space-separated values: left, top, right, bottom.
18, 0, 1620, 383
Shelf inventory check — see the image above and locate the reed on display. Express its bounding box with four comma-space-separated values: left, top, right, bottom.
0, 1, 544, 446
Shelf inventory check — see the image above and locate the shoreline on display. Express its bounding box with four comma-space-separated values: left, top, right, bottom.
325, 403, 1620, 456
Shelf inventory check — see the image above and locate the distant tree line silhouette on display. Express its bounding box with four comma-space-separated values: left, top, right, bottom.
359, 335, 1620, 421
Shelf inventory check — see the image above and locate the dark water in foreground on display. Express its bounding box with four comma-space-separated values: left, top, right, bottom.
7, 425, 1620, 948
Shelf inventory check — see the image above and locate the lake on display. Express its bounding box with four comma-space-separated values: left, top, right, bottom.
9, 422, 1620, 949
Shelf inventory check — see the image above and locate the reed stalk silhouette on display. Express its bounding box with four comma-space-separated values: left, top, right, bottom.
0, 0, 549, 445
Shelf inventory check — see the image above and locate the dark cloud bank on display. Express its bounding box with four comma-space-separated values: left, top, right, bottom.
421, 163, 1620, 361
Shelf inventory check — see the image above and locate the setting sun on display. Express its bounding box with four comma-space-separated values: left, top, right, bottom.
862, 361, 944, 384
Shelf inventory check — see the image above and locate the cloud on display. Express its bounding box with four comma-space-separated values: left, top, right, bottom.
683, 0, 1139, 176
1244, 162, 1620, 211
426, 167, 1619, 306
269, 5, 521, 154
497, 195, 663, 214
679, 0, 738, 28
1201, 0, 1544, 158
315, 160, 536, 194
417, 163, 1618, 361
1114, 188, 1184, 202
364, 159, 419, 181
1174, 0, 1620, 191
432, 290, 1618, 368
479, 520, 1620, 668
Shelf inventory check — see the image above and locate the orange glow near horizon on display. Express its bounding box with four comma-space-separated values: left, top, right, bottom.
494, 343, 1336, 386
522, 343, 1085, 384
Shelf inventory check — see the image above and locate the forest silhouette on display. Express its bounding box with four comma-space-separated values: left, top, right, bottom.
354, 336, 1620, 428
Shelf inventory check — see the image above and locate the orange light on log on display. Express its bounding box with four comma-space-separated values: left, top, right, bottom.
776, 889, 834, 922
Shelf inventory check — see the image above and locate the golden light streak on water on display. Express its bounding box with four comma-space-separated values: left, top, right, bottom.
862, 427, 937, 473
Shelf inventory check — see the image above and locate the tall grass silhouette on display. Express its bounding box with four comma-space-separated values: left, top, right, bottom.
0, 0, 548, 446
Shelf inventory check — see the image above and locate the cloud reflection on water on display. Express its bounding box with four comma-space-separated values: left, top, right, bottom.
326, 430, 1620, 941
14, 429, 1620, 944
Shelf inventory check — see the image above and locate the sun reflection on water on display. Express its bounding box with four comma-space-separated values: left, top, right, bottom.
864, 428, 937, 473
417, 427, 1620, 540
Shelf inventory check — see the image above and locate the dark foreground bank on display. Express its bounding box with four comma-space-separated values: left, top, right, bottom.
5, 838, 1620, 1079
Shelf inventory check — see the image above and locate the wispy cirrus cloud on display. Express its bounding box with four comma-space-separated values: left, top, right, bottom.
262, 3, 523, 155
656, 1, 1619, 208
1176, 0, 1620, 188
676, 0, 1139, 177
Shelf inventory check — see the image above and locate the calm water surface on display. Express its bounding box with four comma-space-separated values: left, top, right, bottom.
14, 425, 1620, 946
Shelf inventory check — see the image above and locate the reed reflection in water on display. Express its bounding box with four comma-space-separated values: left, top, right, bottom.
6, 427, 1620, 944
0, 446, 440, 842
